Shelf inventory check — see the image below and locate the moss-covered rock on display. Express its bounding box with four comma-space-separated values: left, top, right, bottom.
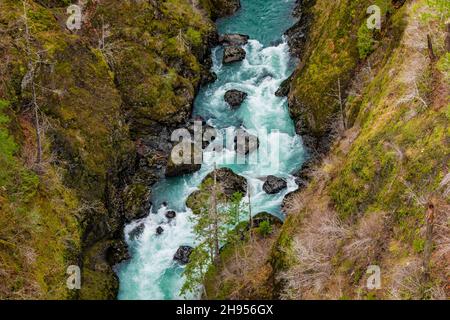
186, 168, 247, 214
0, 0, 229, 299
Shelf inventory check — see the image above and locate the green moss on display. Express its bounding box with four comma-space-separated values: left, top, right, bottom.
186, 27, 203, 47
270, 213, 300, 273
357, 23, 375, 59
0, 100, 81, 299
257, 220, 273, 237
289, 0, 404, 138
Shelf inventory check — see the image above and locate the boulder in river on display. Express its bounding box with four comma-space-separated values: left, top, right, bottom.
251, 212, 283, 228
219, 33, 249, 46
186, 168, 247, 214
165, 141, 202, 177
165, 210, 176, 219
275, 74, 293, 97
202, 71, 217, 85
223, 46, 246, 64
156, 226, 164, 235
263, 175, 287, 194
234, 129, 259, 155
224, 89, 247, 109
173, 246, 193, 265
128, 223, 145, 241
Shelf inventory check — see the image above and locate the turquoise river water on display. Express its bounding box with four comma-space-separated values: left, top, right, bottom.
117, 0, 307, 300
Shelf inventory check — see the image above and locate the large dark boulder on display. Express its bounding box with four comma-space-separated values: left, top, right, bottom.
263, 175, 287, 194
186, 168, 247, 214
223, 46, 246, 64
165, 141, 202, 177
208, 168, 247, 197
224, 89, 247, 108
234, 129, 259, 155
173, 246, 194, 264
219, 34, 249, 46
251, 212, 283, 228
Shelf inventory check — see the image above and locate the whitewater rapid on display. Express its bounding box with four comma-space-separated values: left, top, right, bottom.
117, 0, 306, 300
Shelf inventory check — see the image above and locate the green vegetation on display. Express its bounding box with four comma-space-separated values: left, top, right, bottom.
181, 174, 246, 296
277, 0, 449, 300
357, 23, 375, 59
257, 221, 272, 237
0, 0, 219, 299
0, 99, 81, 299
289, 0, 403, 138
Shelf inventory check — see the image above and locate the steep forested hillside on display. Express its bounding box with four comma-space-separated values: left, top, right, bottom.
0, 0, 447, 301
0, 0, 237, 299
204, 0, 449, 300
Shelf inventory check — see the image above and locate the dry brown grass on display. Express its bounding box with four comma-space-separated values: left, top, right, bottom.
280, 208, 349, 299
343, 211, 388, 265
205, 230, 281, 300
389, 258, 425, 300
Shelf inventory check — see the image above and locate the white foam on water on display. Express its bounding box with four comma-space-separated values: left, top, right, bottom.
117, 35, 306, 300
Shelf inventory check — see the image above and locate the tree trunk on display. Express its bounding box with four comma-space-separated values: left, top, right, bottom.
427, 34, 436, 62
248, 183, 253, 241
212, 163, 220, 259
422, 202, 435, 281
337, 77, 347, 130
32, 84, 42, 167
445, 23, 450, 53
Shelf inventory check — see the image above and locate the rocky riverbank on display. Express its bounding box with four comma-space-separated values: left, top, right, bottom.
0, 0, 241, 300
205, 0, 449, 300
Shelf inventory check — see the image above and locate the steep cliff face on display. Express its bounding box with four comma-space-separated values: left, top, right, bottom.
0, 0, 231, 299
205, 0, 449, 300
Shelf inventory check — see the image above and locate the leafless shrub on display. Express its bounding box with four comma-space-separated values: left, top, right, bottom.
433, 201, 450, 267
21, 246, 37, 266
389, 258, 424, 300
343, 212, 386, 264
429, 284, 447, 300
280, 210, 349, 299
282, 191, 306, 216
217, 237, 273, 300
439, 172, 450, 197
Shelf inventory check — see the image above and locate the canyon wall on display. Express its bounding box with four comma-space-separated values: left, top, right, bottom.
0, 0, 238, 299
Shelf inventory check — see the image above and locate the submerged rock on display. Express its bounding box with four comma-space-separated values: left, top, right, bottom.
234, 129, 259, 155
156, 226, 164, 235
128, 223, 145, 241
219, 34, 249, 46
224, 89, 248, 108
173, 246, 193, 264
263, 175, 287, 194
223, 46, 246, 64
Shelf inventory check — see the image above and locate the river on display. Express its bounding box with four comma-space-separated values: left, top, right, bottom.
117, 0, 307, 300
